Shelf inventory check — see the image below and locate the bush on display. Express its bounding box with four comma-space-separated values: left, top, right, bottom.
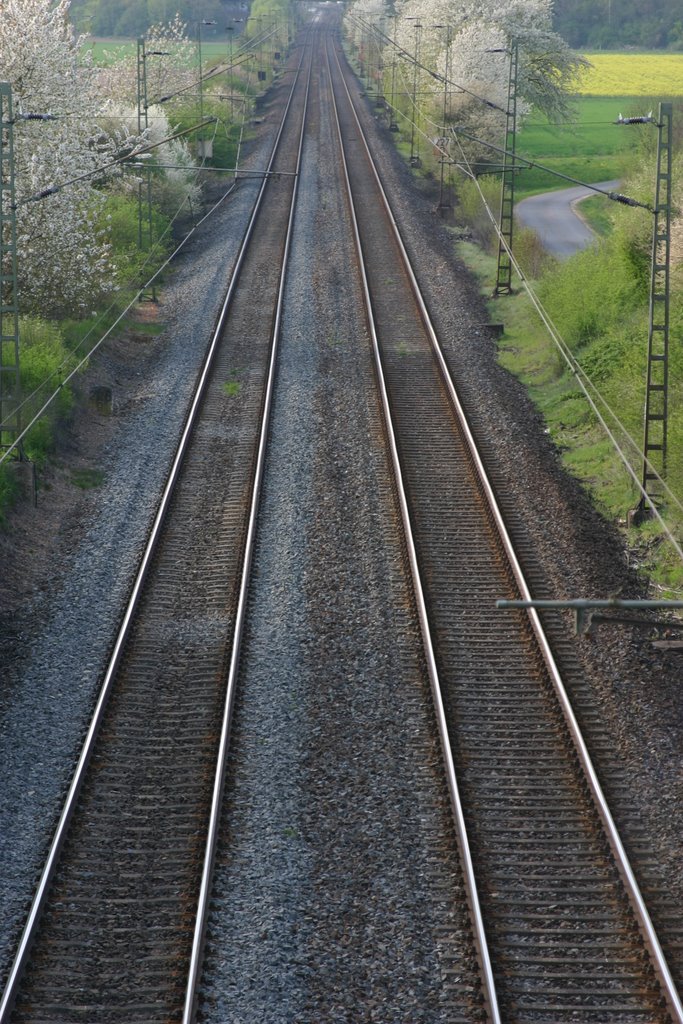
0, 463, 19, 527
15, 318, 77, 466
456, 175, 502, 252
538, 233, 645, 351
98, 192, 172, 287
514, 226, 557, 280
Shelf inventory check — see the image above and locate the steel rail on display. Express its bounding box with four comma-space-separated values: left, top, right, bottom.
181, 40, 314, 1024
0, 42, 307, 1024
326, 35, 500, 1024
331, 35, 683, 1024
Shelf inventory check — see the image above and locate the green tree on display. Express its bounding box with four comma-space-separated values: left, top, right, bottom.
552, 0, 682, 49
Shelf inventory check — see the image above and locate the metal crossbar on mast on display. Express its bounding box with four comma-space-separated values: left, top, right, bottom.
639, 101, 672, 512
0, 82, 21, 456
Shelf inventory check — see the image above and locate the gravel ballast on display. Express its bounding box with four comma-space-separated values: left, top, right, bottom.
196, 62, 480, 1022
0, 21, 681, 1012
344, 41, 683, 953
0, 88, 289, 981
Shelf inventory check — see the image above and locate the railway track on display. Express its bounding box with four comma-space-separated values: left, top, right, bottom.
1, 17, 681, 1024
0, 35, 312, 1024
193, 26, 489, 1023
325, 27, 682, 1024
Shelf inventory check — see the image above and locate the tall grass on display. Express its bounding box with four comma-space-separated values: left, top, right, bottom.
513, 97, 639, 199
470, 205, 683, 590
0, 465, 19, 527
3, 319, 78, 468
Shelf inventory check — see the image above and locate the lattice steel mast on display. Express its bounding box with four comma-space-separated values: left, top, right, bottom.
0, 82, 21, 456
640, 102, 672, 511
494, 40, 518, 296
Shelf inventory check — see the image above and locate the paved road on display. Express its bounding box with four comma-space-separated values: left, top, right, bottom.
516, 180, 619, 258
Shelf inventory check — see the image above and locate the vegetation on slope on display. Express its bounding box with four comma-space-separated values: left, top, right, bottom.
345, 18, 683, 589
1, 0, 296, 522
457, 85, 683, 591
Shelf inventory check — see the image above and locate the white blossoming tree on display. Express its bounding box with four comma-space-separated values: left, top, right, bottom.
94, 18, 201, 220
94, 17, 196, 115
0, 0, 122, 318
98, 100, 202, 220
346, 0, 585, 150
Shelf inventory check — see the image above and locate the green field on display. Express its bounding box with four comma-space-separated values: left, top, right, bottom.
85, 39, 233, 66
473, 53, 683, 587
514, 96, 650, 199
85, 40, 134, 63
578, 53, 683, 97
513, 51, 683, 200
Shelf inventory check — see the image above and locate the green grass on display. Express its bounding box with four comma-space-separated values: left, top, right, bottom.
575, 193, 615, 236
485, 250, 648, 523
223, 368, 243, 397
522, 98, 634, 159
85, 39, 234, 66
85, 40, 134, 64
455, 240, 683, 593
128, 320, 164, 338
0, 465, 20, 528
514, 97, 636, 200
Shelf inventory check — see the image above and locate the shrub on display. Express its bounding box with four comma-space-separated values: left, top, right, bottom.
98, 192, 172, 287
16, 318, 77, 466
538, 232, 645, 351
514, 226, 558, 280
0, 463, 19, 527
456, 175, 501, 252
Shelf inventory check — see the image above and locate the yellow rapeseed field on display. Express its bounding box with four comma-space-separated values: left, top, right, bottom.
577, 53, 683, 96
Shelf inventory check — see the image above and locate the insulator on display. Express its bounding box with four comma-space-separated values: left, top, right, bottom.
609, 192, 640, 207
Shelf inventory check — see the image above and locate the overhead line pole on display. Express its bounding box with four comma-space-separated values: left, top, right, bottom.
638, 101, 672, 515
406, 19, 422, 167
0, 82, 21, 457
197, 20, 217, 158
388, 15, 399, 132
494, 39, 518, 296
433, 22, 452, 212
136, 39, 149, 253
136, 39, 167, 300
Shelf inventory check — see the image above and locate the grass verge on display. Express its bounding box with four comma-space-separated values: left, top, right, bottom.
456, 241, 683, 596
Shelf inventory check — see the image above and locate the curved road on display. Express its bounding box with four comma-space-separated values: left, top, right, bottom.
516, 180, 619, 258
